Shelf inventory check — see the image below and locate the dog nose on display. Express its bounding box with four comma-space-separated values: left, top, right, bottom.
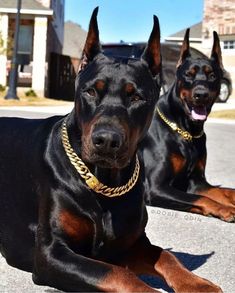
194, 92, 209, 105
92, 130, 123, 153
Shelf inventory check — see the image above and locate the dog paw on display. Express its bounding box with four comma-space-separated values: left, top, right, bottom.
224, 189, 235, 206
202, 199, 235, 222
217, 206, 235, 222
214, 206, 235, 223
175, 278, 222, 293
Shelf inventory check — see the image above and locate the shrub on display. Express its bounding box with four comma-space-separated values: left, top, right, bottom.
25, 89, 37, 97
0, 84, 6, 92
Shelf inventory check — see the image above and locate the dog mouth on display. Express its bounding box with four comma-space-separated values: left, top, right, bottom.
190, 105, 208, 121
82, 148, 131, 169
88, 156, 130, 169
91, 156, 130, 169
183, 101, 209, 122
180, 86, 214, 122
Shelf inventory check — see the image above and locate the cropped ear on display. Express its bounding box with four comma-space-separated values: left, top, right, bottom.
141, 15, 161, 77
79, 7, 101, 71
210, 31, 224, 70
176, 28, 191, 68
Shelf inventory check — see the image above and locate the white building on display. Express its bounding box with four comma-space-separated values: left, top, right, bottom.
0, 0, 65, 96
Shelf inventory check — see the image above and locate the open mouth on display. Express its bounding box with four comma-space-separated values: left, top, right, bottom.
191, 106, 207, 121
183, 101, 208, 122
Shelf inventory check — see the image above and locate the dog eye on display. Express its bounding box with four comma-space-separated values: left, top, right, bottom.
185, 71, 194, 79
208, 72, 216, 81
85, 88, 97, 97
131, 94, 142, 103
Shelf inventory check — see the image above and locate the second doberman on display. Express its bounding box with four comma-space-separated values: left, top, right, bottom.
143, 29, 235, 222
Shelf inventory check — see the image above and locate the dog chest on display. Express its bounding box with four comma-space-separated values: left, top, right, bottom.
96, 197, 147, 259
58, 190, 147, 260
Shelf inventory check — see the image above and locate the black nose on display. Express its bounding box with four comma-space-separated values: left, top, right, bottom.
92, 129, 123, 153
194, 91, 209, 105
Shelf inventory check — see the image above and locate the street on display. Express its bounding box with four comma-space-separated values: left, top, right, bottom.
0, 108, 234, 292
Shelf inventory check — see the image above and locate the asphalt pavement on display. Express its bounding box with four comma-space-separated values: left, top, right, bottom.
0, 102, 235, 292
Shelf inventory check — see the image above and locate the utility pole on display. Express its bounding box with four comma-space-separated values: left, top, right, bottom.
4, 0, 22, 100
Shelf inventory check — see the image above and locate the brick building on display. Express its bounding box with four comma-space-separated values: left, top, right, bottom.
165, 0, 235, 92
202, 0, 235, 88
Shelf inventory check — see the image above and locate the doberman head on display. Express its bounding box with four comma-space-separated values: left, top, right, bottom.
175, 29, 224, 122
74, 7, 161, 170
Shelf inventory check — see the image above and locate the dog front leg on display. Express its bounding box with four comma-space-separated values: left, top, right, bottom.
116, 236, 222, 293
196, 186, 235, 207
188, 169, 235, 208
149, 184, 235, 222
33, 239, 157, 292
187, 176, 235, 222
154, 249, 222, 293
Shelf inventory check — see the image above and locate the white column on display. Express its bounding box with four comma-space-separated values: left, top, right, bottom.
0, 14, 9, 86
32, 16, 47, 96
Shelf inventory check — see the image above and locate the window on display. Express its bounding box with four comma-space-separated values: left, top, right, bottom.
223, 40, 235, 49
17, 25, 33, 65
18, 25, 33, 54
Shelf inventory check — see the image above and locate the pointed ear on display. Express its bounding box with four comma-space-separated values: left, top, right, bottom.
210, 31, 224, 69
141, 15, 161, 77
79, 7, 101, 71
176, 28, 190, 68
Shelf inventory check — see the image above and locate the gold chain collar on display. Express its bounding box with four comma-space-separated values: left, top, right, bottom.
61, 117, 140, 197
156, 107, 204, 142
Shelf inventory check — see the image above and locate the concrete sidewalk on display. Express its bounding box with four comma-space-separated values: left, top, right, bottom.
0, 96, 235, 114
0, 104, 74, 115
212, 96, 235, 111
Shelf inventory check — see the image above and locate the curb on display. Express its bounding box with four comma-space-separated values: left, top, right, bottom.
1, 105, 235, 124
0, 105, 73, 115
207, 117, 235, 124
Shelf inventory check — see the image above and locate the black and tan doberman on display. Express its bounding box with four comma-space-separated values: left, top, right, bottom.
143, 29, 235, 222
0, 9, 221, 292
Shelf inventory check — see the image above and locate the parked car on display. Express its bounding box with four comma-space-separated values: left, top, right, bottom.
102, 42, 232, 103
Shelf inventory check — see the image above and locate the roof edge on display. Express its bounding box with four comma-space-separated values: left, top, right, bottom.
165, 37, 202, 42
0, 8, 53, 16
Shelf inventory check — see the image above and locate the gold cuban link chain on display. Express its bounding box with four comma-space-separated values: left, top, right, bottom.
61, 117, 140, 197
156, 107, 204, 142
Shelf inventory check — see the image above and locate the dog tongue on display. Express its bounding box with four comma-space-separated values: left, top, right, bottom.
191, 106, 207, 121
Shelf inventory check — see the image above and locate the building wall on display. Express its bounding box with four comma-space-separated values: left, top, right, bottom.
32, 16, 48, 96
36, 0, 64, 50
36, 0, 50, 8
202, 0, 235, 39
46, 21, 62, 57
50, 0, 64, 46
202, 0, 235, 90
0, 14, 8, 86
44, 0, 65, 96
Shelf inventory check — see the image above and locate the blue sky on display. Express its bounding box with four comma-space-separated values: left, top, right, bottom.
65, 0, 203, 43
